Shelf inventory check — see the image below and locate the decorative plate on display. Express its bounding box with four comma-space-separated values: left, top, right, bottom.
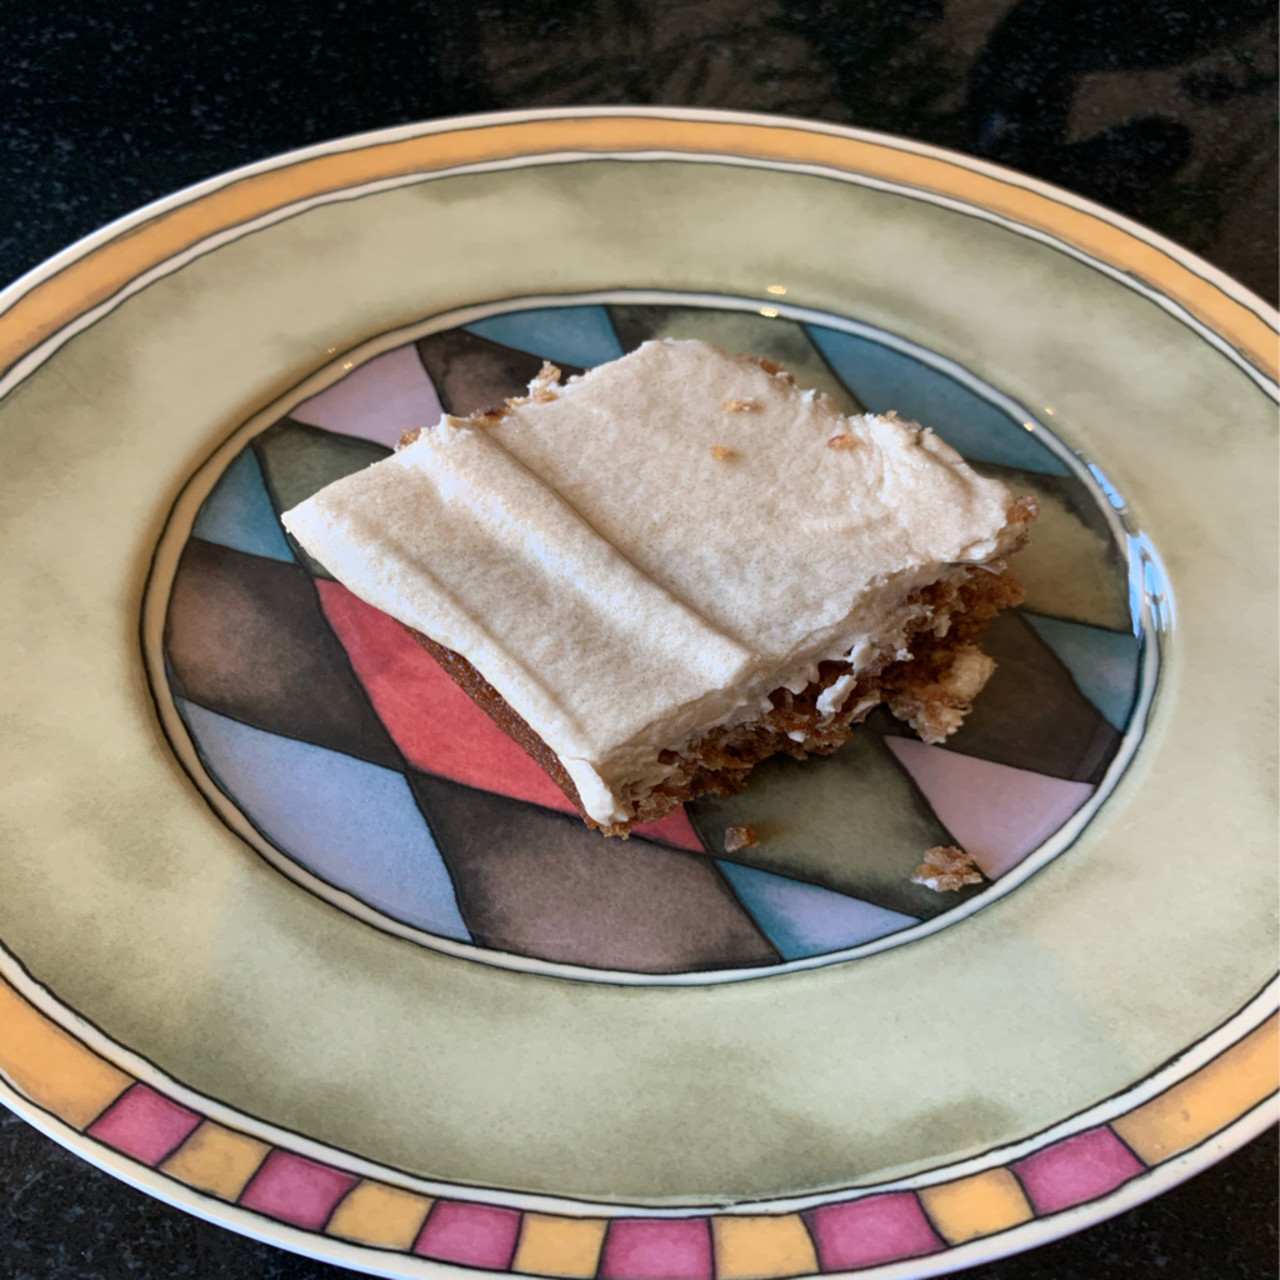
1, 107, 1275, 1279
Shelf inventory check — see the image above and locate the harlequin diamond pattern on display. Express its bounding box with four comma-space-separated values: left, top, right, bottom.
161, 304, 1137, 973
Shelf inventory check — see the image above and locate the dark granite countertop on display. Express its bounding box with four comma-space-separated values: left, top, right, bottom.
2, 2, 1276, 1277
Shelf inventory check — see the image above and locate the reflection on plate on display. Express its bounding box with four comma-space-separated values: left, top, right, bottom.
154, 295, 1151, 980
1, 108, 1275, 1280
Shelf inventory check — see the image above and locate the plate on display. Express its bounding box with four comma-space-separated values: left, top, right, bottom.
1, 107, 1275, 1278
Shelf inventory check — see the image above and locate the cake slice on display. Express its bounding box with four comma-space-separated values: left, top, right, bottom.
283, 338, 1034, 835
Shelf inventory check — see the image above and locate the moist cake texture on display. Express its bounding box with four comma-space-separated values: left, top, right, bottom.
283, 338, 1034, 834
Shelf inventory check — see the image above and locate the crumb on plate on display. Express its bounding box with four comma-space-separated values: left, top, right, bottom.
912, 845, 983, 891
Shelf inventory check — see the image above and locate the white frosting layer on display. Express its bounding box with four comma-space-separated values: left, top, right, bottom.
283, 339, 1022, 824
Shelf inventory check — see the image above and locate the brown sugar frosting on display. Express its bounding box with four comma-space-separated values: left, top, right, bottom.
283, 339, 1031, 829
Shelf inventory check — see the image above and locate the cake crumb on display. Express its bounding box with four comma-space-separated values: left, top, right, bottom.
912, 845, 983, 891
469, 404, 507, 429
827, 434, 857, 450
723, 397, 758, 412
530, 361, 562, 401
744, 355, 794, 382
397, 427, 425, 449
505, 362, 562, 408
724, 824, 759, 853
885, 644, 997, 744
711, 445, 737, 461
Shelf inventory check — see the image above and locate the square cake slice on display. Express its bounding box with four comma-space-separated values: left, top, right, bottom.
283, 338, 1034, 835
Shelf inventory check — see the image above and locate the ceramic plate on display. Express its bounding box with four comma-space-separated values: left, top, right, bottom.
1, 108, 1275, 1279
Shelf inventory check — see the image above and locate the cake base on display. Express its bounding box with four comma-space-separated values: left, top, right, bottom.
403, 562, 1025, 837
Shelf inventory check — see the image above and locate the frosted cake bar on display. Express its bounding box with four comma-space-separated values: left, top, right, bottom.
284, 339, 1034, 834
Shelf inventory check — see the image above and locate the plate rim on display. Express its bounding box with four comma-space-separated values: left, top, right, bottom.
2, 106, 1276, 396
1, 105, 1276, 1279
3, 1002, 1275, 1280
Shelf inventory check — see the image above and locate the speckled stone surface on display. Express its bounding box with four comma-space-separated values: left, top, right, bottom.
2, 2, 1276, 1276
4, 0, 1276, 303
